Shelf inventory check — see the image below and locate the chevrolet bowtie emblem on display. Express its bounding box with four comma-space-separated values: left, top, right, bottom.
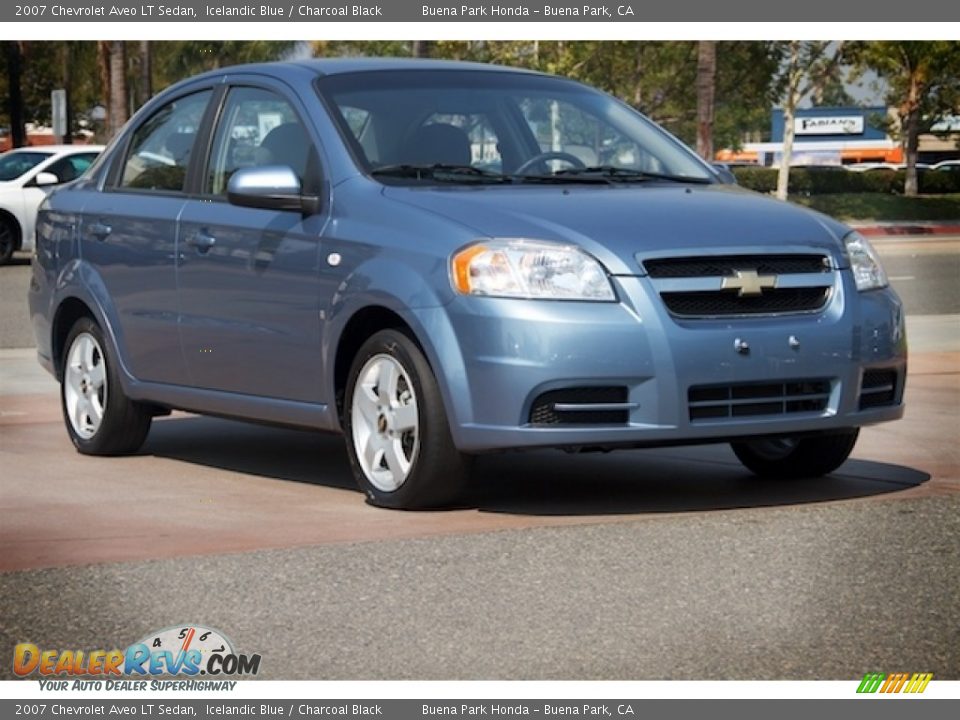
721, 269, 777, 296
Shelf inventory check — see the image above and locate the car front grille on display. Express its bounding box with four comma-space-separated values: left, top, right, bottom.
661, 287, 831, 317
641, 252, 834, 318
644, 254, 831, 278
528, 386, 631, 426
859, 369, 899, 409
688, 378, 832, 422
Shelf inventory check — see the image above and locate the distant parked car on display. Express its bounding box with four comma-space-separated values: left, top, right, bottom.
29, 60, 906, 509
930, 160, 960, 172
0, 145, 104, 264
844, 162, 930, 173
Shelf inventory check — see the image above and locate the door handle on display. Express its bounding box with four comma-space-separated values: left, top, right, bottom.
186, 231, 217, 253
88, 221, 112, 240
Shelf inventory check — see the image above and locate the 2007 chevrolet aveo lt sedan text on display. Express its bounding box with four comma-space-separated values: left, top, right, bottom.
29, 59, 906, 509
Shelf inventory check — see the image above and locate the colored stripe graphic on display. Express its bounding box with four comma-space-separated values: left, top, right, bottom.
857, 672, 885, 693
857, 672, 932, 694
904, 673, 934, 694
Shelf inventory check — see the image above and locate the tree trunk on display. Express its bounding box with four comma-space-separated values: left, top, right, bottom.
696, 41, 716, 161
903, 74, 922, 197
5, 42, 26, 148
412, 41, 433, 58
96, 40, 110, 140
138, 41, 152, 109
776, 42, 801, 201
108, 41, 128, 139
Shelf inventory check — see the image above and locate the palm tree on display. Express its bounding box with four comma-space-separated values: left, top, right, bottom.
4, 42, 26, 148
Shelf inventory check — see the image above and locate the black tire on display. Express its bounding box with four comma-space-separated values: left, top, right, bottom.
0, 217, 18, 265
731, 428, 860, 479
343, 328, 470, 509
60, 316, 152, 455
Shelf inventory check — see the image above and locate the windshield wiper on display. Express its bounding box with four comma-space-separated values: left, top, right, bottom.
554, 165, 713, 184
371, 164, 511, 183
509, 172, 611, 185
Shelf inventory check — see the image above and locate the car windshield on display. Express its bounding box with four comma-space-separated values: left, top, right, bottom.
0, 150, 54, 181
317, 70, 714, 185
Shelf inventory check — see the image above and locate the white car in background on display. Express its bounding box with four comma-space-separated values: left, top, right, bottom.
0, 145, 104, 264
931, 159, 960, 172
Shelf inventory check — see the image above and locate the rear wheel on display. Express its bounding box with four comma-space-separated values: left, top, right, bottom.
731, 429, 860, 479
343, 329, 470, 509
61, 317, 152, 455
0, 217, 18, 265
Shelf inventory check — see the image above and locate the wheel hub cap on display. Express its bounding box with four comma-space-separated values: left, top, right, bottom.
64, 332, 108, 439
351, 354, 419, 493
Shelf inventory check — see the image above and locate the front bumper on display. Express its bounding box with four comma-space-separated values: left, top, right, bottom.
420, 272, 906, 452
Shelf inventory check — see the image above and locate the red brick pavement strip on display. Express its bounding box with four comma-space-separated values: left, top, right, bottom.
0, 351, 956, 572
855, 223, 960, 237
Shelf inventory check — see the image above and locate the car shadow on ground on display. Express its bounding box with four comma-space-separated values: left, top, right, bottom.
143, 415, 931, 516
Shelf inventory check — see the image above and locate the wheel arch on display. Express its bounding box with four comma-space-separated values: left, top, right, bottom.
328, 300, 472, 442
51, 297, 98, 381
332, 305, 422, 421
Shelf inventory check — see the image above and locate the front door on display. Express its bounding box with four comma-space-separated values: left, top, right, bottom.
177, 85, 327, 403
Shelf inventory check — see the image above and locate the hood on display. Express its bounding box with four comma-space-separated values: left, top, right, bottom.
383, 182, 851, 275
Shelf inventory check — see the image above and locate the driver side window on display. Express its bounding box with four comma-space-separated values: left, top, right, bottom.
205, 86, 316, 196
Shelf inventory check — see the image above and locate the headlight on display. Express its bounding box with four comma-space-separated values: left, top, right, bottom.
844, 231, 889, 291
451, 239, 615, 301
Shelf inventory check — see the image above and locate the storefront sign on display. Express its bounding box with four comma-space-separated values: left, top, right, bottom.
795, 116, 864, 135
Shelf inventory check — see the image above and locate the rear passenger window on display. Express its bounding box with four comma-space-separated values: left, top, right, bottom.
118, 90, 212, 192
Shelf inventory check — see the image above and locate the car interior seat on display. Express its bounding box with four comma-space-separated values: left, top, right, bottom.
258, 123, 308, 179
404, 123, 472, 166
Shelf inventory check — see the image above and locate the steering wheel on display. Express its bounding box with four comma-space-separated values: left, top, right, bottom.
514, 151, 586, 176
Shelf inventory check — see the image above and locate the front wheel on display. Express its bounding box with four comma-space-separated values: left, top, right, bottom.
731, 428, 860, 479
343, 329, 470, 509
61, 317, 153, 455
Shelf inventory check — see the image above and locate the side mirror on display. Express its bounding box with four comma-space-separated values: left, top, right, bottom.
712, 163, 738, 185
226, 165, 322, 215
34, 172, 60, 187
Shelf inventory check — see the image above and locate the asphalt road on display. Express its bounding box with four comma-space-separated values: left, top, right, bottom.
1, 496, 958, 680
0, 237, 958, 681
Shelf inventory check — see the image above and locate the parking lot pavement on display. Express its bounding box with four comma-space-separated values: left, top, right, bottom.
1, 260, 957, 679
1, 493, 958, 680
0, 316, 957, 574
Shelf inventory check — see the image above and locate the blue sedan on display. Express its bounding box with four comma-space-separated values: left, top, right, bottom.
29, 59, 906, 508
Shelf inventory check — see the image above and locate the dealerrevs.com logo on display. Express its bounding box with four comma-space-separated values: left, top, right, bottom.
13, 625, 261, 689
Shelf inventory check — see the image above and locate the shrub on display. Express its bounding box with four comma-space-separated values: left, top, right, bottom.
727, 166, 960, 195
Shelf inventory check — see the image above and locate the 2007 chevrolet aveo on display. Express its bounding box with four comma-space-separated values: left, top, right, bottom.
29, 59, 906, 508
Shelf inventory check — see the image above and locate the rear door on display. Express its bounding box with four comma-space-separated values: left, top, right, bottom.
81, 88, 214, 385
176, 82, 328, 402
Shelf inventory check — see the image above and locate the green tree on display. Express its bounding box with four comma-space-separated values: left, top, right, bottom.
849, 41, 960, 196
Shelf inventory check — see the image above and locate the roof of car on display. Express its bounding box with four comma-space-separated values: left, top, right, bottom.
202, 57, 544, 80
3, 145, 104, 154
294, 57, 541, 75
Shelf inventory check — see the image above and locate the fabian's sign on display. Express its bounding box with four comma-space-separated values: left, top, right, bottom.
794, 115, 865, 135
